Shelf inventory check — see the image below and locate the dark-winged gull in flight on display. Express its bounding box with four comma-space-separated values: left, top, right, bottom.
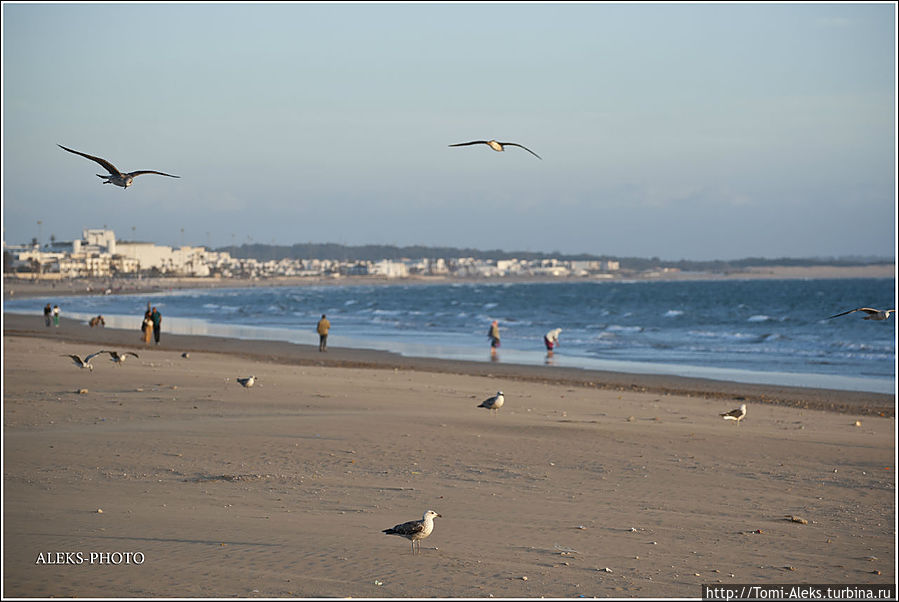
827, 307, 895, 321
448, 140, 542, 160
63, 351, 104, 372
58, 144, 180, 188
103, 350, 140, 366
478, 391, 505, 414
382, 510, 441, 554
720, 403, 747, 425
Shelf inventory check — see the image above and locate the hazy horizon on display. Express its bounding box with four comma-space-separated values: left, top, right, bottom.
2, 2, 896, 261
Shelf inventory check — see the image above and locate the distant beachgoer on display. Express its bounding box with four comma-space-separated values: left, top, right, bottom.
544, 328, 562, 355
141, 309, 153, 345
52, 305, 60, 327
317, 314, 331, 352
89, 315, 106, 328
488, 320, 501, 358
150, 307, 162, 345
44, 303, 52, 327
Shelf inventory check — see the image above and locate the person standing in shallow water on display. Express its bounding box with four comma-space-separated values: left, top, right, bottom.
52, 305, 60, 327
487, 320, 500, 359
317, 314, 331, 352
44, 303, 52, 327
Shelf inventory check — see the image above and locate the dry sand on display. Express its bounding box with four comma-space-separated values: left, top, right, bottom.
2, 314, 896, 598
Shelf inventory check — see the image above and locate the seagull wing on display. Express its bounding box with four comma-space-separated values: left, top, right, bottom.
827, 308, 859, 319
84, 351, 105, 362
857, 308, 883, 315
720, 407, 743, 418
58, 144, 122, 176
125, 352, 140, 358
448, 141, 490, 148
499, 142, 542, 160
385, 519, 425, 537
126, 170, 180, 179
64, 354, 83, 365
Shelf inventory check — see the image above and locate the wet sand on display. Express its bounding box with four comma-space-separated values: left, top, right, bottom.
2, 313, 895, 598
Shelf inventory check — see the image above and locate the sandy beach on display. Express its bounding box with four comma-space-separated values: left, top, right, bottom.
2, 313, 896, 598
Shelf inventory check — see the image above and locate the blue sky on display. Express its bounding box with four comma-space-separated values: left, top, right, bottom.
2, 2, 895, 260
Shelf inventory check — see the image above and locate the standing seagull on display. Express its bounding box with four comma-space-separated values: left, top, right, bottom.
449, 140, 542, 160
478, 391, 505, 414
58, 144, 180, 188
103, 350, 140, 366
382, 510, 442, 554
236, 375, 256, 390
827, 307, 895, 321
63, 351, 104, 372
720, 403, 747, 425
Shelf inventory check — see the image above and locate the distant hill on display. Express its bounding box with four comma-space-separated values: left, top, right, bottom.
213, 243, 893, 272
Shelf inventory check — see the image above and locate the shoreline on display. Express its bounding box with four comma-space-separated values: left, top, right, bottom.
4, 312, 894, 416
4, 263, 894, 300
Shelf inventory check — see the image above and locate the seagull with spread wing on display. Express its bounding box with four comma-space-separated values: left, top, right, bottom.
103, 350, 140, 366
827, 307, 895, 321
449, 139, 542, 159
63, 352, 105, 372
58, 144, 180, 188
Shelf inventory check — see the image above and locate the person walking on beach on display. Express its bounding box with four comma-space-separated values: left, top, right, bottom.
43, 303, 52, 327
544, 328, 562, 357
487, 320, 501, 358
52, 304, 60, 327
150, 306, 162, 345
317, 314, 331, 352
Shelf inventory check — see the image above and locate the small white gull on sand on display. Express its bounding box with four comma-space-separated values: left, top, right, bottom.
720, 403, 747, 424
383, 510, 441, 554
58, 144, 180, 188
63, 352, 104, 372
449, 139, 542, 160
827, 307, 895, 321
478, 391, 505, 414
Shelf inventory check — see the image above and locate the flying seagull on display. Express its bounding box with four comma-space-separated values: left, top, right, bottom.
103, 350, 139, 366
63, 352, 104, 372
827, 307, 895, 321
382, 510, 442, 554
58, 144, 180, 188
720, 403, 747, 425
478, 391, 505, 414
448, 140, 542, 160
237, 375, 256, 389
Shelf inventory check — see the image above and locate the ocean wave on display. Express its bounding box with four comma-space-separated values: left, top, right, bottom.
664, 309, 684, 318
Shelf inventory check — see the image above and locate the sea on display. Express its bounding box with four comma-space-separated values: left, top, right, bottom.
5, 277, 896, 394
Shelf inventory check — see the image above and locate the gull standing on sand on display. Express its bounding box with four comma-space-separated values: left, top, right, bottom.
58, 144, 180, 188
448, 140, 542, 160
63, 352, 104, 372
382, 510, 441, 554
720, 403, 747, 424
103, 350, 139, 366
827, 307, 895, 321
478, 391, 505, 414
237, 375, 256, 389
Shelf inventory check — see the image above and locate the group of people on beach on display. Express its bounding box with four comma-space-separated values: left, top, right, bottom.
140, 305, 163, 345
42, 303, 60, 327
487, 320, 562, 361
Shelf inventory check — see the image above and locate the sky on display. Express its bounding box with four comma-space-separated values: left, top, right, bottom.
2, 2, 896, 261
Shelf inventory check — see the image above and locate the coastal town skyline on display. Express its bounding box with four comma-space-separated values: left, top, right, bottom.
2, 2, 896, 261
